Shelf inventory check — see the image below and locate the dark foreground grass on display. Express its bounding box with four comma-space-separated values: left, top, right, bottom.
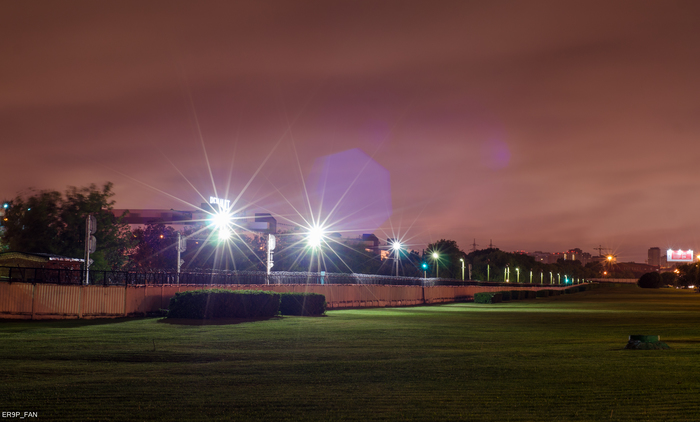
2, 284, 700, 421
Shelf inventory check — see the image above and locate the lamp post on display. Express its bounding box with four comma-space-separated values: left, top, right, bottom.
550, 271, 553, 284
516, 267, 520, 283
529, 269, 533, 284
391, 241, 401, 277
558, 273, 561, 284
432, 252, 439, 278
460, 258, 465, 281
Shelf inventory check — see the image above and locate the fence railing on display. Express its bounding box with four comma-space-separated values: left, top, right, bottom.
0, 266, 587, 287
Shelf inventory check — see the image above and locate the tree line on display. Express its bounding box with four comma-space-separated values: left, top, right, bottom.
0, 183, 601, 281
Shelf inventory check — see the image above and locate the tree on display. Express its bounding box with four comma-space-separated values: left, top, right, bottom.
1, 183, 135, 270
660, 271, 677, 287
638, 272, 663, 289
676, 263, 699, 288
424, 239, 465, 279
130, 222, 178, 270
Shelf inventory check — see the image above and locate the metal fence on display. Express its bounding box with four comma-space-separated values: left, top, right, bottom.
0, 266, 583, 287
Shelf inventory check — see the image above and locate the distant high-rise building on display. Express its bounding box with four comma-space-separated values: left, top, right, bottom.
648, 247, 661, 266
563, 248, 592, 265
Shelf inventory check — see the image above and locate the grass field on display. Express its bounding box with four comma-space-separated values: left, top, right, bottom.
2, 284, 700, 421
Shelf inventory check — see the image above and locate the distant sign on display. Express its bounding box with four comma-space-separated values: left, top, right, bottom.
667, 249, 694, 262
209, 196, 231, 211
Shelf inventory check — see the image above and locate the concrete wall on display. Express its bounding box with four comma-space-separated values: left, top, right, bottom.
0, 281, 572, 320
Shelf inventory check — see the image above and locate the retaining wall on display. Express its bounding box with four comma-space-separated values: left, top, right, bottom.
0, 281, 572, 319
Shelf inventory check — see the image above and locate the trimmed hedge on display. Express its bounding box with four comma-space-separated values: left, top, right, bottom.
168, 289, 280, 319
474, 292, 503, 304
279, 292, 326, 316
474, 292, 494, 303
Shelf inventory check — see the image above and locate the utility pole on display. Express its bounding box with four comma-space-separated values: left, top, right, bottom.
84, 215, 96, 285
176, 232, 186, 285
267, 234, 275, 282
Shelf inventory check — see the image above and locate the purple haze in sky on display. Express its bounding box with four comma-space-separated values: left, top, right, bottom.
306, 148, 392, 235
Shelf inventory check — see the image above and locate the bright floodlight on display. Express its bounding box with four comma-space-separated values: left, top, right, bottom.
391, 241, 402, 251
307, 225, 325, 248
210, 210, 233, 241
211, 210, 232, 230
218, 228, 232, 241
432, 252, 439, 259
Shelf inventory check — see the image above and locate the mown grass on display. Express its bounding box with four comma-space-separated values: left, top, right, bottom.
2, 284, 700, 421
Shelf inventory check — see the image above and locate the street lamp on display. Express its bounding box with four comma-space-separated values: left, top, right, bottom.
391, 241, 402, 277
432, 252, 440, 278
557, 273, 561, 284
550, 271, 553, 284
516, 267, 520, 283
529, 269, 532, 284
459, 258, 465, 281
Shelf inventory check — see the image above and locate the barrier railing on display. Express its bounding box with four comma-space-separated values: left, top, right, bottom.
0, 266, 588, 287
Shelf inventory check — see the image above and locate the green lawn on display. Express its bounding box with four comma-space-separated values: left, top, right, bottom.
2, 284, 700, 421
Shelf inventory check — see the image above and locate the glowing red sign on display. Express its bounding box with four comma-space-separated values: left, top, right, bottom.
667, 249, 694, 262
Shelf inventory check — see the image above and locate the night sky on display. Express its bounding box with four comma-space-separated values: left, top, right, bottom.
2, 1, 700, 263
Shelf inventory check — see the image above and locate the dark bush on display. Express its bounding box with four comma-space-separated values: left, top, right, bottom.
509, 290, 520, 300
638, 272, 663, 289
501, 291, 512, 301
168, 289, 280, 319
536, 290, 550, 298
474, 292, 494, 303
279, 292, 326, 316
474, 292, 503, 304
